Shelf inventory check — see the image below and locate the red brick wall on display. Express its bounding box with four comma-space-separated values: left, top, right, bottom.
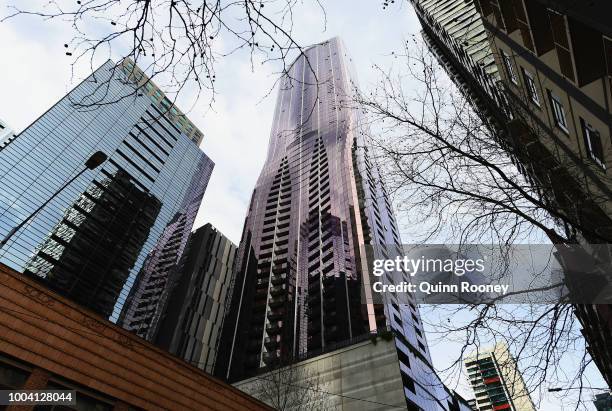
0, 263, 271, 411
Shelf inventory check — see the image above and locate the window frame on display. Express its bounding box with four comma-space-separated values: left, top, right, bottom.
521, 67, 541, 107
581, 118, 606, 170
501, 49, 519, 85
548, 90, 569, 133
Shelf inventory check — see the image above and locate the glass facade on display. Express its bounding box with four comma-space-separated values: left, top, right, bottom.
217, 37, 464, 410
0, 60, 213, 321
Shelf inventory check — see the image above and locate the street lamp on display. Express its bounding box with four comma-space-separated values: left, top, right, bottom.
0, 151, 108, 248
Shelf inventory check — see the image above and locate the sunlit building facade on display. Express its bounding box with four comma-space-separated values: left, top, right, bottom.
0, 60, 213, 321
464, 344, 536, 411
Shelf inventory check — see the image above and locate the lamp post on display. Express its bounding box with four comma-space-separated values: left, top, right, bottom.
0, 151, 108, 248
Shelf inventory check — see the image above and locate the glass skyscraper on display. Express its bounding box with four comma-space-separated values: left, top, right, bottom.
0, 60, 213, 321
217, 37, 470, 410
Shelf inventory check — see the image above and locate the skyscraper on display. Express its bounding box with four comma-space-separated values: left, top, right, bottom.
464, 343, 536, 411
0, 59, 213, 321
154, 223, 237, 374
218, 37, 470, 411
0, 117, 14, 147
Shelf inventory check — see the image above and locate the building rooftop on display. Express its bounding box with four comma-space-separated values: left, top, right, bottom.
119, 58, 204, 146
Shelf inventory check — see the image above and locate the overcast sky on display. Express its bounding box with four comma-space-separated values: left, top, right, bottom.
0, 1, 606, 409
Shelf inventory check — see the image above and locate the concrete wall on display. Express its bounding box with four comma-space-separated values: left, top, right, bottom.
234, 338, 407, 410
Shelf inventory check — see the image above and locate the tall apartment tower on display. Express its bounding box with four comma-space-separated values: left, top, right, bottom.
464, 344, 536, 411
217, 37, 471, 411
409, 0, 612, 388
154, 223, 237, 374
0, 60, 213, 320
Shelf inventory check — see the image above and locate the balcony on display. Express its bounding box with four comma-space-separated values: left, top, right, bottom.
271, 273, 287, 285
253, 300, 267, 313
267, 309, 285, 321
262, 350, 280, 365
255, 288, 268, 298
270, 284, 287, 297
323, 297, 336, 310
266, 321, 283, 335
255, 278, 269, 289
264, 336, 281, 350
272, 264, 288, 275
268, 296, 286, 308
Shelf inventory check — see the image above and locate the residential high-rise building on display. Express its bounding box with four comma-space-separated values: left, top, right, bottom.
154, 223, 237, 374
409, 0, 612, 388
470, 0, 612, 389
217, 37, 471, 411
0, 59, 213, 321
464, 343, 536, 411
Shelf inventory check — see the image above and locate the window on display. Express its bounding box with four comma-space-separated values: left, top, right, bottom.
397, 348, 411, 368
400, 370, 416, 394
522, 68, 540, 106
581, 119, 606, 170
489, 1, 506, 31
512, 0, 534, 51
0, 361, 29, 389
548, 91, 569, 132
501, 49, 518, 84
604, 37, 612, 100
548, 10, 575, 81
